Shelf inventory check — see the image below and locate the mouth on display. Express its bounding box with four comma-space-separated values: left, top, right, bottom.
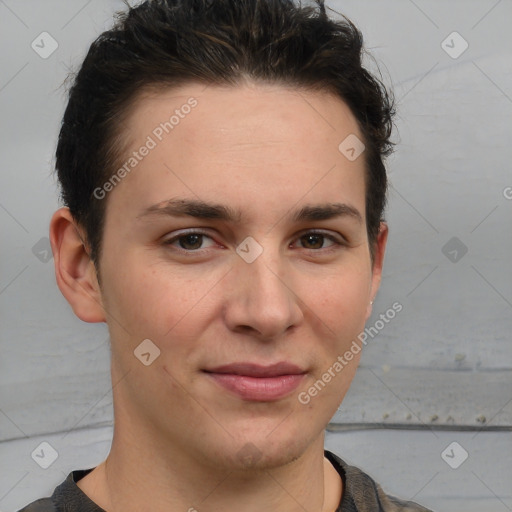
203, 362, 307, 402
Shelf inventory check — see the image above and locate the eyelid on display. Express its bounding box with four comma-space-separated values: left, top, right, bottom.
163, 227, 348, 254
291, 229, 348, 250
163, 228, 217, 247
295, 228, 347, 243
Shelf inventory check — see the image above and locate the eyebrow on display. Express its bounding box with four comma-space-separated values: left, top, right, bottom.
137, 198, 363, 224
292, 202, 362, 224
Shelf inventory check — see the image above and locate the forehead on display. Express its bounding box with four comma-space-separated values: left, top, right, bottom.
127, 81, 362, 149
105, 82, 367, 224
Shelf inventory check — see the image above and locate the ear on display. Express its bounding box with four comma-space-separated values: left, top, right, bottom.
49, 207, 106, 323
365, 222, 388, 320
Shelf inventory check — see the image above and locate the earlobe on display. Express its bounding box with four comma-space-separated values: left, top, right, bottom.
49, 207, 106, 323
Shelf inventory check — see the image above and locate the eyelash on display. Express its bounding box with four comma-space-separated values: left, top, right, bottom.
163, 229, 346, 255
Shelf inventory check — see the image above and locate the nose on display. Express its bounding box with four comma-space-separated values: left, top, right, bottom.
223, 247, 304, 340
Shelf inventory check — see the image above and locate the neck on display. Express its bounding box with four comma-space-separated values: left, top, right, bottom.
78, 422, 341, 512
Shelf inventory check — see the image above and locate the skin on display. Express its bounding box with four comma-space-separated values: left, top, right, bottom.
50, 82, 388, 512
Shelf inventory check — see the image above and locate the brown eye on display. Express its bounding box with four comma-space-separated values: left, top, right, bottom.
177, 234, 204, 250
300, 233, 325, 249
164, 231, 216, 251
293, 231, 347, 254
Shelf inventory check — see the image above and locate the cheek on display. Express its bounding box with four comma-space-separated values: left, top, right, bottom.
306, 265, 372, 336
297, 350, 360, 431
101, 254, 223, 344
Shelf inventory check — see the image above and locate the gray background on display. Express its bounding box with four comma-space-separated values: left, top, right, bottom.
1, 0, 511, 510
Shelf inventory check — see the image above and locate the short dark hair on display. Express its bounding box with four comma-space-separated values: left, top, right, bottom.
56, 0, 395, 268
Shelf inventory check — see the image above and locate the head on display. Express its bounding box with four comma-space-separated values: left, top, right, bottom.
51, 0, 394, 471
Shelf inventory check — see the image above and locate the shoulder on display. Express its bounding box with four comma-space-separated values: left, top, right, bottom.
325, 450, 434, 512
15, 468, 98, 512
16, 498, 56, 512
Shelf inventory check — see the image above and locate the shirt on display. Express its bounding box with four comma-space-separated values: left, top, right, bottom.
17, 450, 432, 512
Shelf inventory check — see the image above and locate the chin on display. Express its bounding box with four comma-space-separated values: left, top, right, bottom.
202, 426, 317, 472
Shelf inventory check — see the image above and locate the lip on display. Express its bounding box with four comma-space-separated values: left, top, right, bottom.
206, 362, 305, 377
203, 362, 306, 401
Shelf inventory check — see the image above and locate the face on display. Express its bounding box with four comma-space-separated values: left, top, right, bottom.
93, 82, 386, 470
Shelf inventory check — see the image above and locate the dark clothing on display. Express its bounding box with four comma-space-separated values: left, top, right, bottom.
18, 450, 432, 512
